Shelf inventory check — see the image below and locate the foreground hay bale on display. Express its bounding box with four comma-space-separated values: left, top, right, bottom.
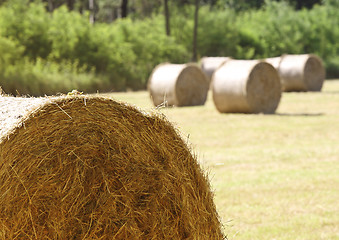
212, 60, 281, 113
200, 57, 232, 83
0, 95, 224, 239
148, 63, 209, 107
266, 54, 325, 92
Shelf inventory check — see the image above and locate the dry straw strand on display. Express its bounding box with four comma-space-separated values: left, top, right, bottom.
0, 95, 224, 239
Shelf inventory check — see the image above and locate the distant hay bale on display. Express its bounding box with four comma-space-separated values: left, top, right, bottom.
212, 60, 281, 114
0, 95, 224, 239
200, 57, 232, 83
266, 54, 326, 92
264, 56, 283, 69
148, 63, 209, 107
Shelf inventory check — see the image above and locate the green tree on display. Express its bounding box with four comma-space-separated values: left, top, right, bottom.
0, 0, 52, 60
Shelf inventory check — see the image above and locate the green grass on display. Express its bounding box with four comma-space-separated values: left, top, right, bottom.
106, 80, 339, 240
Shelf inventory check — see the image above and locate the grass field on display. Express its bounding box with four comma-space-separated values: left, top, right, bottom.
106, 80, 339, 240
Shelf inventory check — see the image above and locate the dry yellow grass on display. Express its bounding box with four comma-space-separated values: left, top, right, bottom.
107, 80, 339, 240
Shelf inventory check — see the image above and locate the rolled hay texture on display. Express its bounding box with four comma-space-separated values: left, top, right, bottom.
200, 57, 232, 83
0, 95, 224, 239
148, 63, 209, 107
266, 54, 326, 92
212, 60, 281, 114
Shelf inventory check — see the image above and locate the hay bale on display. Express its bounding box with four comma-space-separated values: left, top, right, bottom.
266, 54, 326, 92
0, 95, 224, 239
200, 57, 232, 83
212, 60, 281, 113
148, 63, 209, 107
264, 56, 283, 69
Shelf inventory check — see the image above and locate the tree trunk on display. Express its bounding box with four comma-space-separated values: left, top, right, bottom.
121, 0, 128, 18
89, 0, 94, 24
164, 0, 170, 36
67, 0, 74, 10
192, 0, 199, 61
47, 0, 53, 11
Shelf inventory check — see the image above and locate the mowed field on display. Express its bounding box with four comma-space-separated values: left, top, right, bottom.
105, 80, 339, 240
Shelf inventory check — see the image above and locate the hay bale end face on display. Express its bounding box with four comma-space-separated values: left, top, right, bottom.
266, 54, 326, 92
212, 60, 281, 114
200, 57, 232, 83
148, 63, 209, 107
0, 95, 224, 239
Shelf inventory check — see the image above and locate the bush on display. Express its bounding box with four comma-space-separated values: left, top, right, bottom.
86, 23, 136, 91
325, 56, 339, 79
114, 16, 190, 89
233, 0, 338, 74
234, 1, 306, 58
0, 0, 51, 60
0, 59, 112, 96
48, 6, 92, 62
197, 7, 239, 58
0, 37, 24, 66
0, 1, 190, 95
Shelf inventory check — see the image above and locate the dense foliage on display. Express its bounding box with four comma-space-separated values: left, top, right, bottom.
0, 0, 338, 96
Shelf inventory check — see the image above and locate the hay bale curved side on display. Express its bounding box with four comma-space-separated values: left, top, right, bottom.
212, 60, 281, 113
275, 54, 325, 92
0, 96, 224, 239
265, 56, 283, 69
148, 63, 209, 107
200, 57, 232, 83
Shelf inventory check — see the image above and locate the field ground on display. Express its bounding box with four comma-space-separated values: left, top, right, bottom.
105, 80, 339, 240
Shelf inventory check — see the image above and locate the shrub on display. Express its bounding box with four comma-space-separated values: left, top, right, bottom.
48, 6, 91, 62
197, 7, 239, 58
0, 58, 112, 96
0, 0, 51, 60
325, 56, 339, 79
0, 37, 24, 66
114, 16, 190, 89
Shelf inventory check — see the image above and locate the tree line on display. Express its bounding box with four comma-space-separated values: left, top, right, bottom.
0, 0, 338, 96
0, 0, 325, 23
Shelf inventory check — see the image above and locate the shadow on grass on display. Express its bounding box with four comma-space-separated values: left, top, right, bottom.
275, 113, 324, 117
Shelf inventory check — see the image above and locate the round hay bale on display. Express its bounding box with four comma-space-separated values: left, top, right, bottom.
267, 54, 326, 92
212, 60, 281, 114
148, 63, 209, 107
200, 57, 232, 83
0, 95, 224, 239
264, 56, 283, 69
